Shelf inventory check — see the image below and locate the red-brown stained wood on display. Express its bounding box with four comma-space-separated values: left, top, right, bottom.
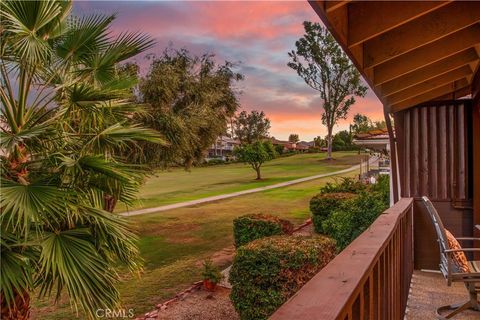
472, 70, 480, 259
395, 101, 472, 201
393, 100, 474, 269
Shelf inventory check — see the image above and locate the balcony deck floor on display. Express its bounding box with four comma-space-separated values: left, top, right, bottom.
406, 271, 479, 319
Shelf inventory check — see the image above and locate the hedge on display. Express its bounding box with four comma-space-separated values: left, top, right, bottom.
230, 235, 336, 320
311, 176, 390, 249
233, 214, 293, 248
309, 192, 356, 233
322, 192, 388, 250
319, 177, 366, 194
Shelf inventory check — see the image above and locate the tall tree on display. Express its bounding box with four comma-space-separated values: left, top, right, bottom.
234, 110, 271, 144
288, 21, 367, 160
0, 2, 163, 318
373, 120, 387, 130
333, 130, 353, 149
135, 48, 243, 168
350, 113, 387, 134
351, 113, 372, 134
288, 133, 300, 144
313, 136, 326, 148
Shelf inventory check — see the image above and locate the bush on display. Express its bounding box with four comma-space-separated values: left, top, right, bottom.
205, 158, 226, 166
319, 177, 366, 194
371, 174, 390, 206
230, 235, 336, 320
309, 192, 357, 233
322, 192, 388, 250
233, 214, 293, 248
332, 145, 360, 151
274, 144, 284, 155
201, 259, 224, 283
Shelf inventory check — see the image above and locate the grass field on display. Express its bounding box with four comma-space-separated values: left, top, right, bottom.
32, 152, 363, 319
117, 151, 362, 212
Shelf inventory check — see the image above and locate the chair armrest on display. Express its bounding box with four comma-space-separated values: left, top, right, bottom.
445, 248, 480, 253
456, 237, 480, 241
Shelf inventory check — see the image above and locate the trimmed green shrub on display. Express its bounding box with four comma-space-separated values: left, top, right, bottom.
322, 192, 388, 250
233, 214, 293, 248
230, 235, 336, 320
309, 192, 357, 233
205, 158, 226, 165
319, 177, 366, 194
371, 174, 390, 206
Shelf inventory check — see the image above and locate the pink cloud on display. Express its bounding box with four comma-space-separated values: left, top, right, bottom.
74, 1, 384, 141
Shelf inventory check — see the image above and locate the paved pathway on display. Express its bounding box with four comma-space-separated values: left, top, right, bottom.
121, 157, 378, 216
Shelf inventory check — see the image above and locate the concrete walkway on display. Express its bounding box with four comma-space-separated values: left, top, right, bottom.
121, 156, 378, 217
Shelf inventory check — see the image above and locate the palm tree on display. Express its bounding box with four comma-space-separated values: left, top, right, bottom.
0, 1, 164, 319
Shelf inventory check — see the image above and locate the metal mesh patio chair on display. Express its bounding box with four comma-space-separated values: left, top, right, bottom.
423, 196, 480, 319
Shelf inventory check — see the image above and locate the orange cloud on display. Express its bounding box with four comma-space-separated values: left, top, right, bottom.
75, 1, 384, 141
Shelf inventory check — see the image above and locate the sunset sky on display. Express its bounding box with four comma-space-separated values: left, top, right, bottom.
74, 1, 384, 141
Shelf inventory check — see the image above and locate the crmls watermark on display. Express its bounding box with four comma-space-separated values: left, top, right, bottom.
95, 308, 135, 318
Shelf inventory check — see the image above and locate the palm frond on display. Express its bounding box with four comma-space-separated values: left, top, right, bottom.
37, 228, 120, 318
0, 121, 55, 153
0, 179, 70, 233
0, 233, 37, 309
80, 206, 142, 272
83, 123, 167, 153
76, 155, 142, 183
55, 13, 114, 64
1, 0, 64, 65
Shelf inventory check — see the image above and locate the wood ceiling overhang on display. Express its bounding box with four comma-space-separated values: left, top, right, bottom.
309, 1, 480, 113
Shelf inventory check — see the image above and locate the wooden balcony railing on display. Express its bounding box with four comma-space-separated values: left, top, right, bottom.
271, 197, 414, 320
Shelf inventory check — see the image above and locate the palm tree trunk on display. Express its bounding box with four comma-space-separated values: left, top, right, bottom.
104, 194, 118, 213
1, 290, 30, 320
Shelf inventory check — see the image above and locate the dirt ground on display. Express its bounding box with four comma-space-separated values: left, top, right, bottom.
156, 287, 238, 320
149, 222, 315, 320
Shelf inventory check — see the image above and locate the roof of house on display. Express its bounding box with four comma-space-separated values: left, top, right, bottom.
354, 129, 389, 140
270, 138, 292, 146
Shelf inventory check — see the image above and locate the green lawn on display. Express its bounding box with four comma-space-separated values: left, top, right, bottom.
117, 151, 362, 211
32, 152, 363, 319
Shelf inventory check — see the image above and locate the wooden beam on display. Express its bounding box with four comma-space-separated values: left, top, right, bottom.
326, 3, 348, 44
374, 24, 480, 85
380, 49, 479, 97
432, 85, 472, 101
325, 1, 351, 13
348, 1, 451, 47
390, 79, 470, 112
364, 2, 480, 69
386, 66, 473, 105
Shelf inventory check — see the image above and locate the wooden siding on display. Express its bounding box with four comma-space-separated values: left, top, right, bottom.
393, 100, 474, 269
394, 101, 473, 202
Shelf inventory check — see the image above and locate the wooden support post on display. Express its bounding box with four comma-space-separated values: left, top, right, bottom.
384, 107, 399, 203
472, 70, 480, 259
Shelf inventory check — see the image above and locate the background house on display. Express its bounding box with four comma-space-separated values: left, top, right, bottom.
207, 136, 240, 159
